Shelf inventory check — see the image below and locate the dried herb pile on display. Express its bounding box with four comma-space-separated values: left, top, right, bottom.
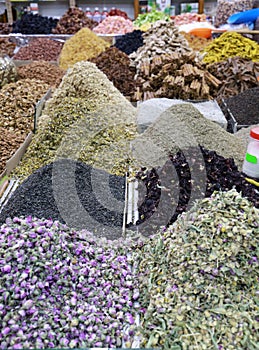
202, 32, 259, 63
223, 87, 259, 126
91, 47, 136, 98
114, 30, 144, 55
12, 13, 58, 34
13, 38, 63, 62
93, 16, 134, 35
133, 52, 221, 101
14, 62, 137, 178
52, 7, 98, 34
181, 32, 212, 52
133, 147, 259, 233
0, 215, 140, 348
0, 56, 17, 88
0, 38, 16, 57
133, 189, 259, 349
59, 28, 109, 70
131, 104, 246, 169
0, 79, 49, 136
0, 159, 127, 239
207, 57, 259, 100
18, 61, 65, 88
0, 128, 24, 174
130, 20, 192, 75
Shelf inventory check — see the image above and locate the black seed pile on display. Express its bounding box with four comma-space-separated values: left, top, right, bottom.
0, 159, 125, 240
129, 147, 259, 235
12, 13, 58, 34
224, 87, 259, 126
114, 30, 144, 55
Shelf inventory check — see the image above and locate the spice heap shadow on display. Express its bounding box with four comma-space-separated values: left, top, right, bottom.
0, 216, 141, 348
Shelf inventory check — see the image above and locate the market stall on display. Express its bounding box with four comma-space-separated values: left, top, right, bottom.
0, 1, 258, 349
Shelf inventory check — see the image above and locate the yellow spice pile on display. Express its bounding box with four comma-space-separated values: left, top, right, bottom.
59, 28, 110, 69
202, 31, 259, 63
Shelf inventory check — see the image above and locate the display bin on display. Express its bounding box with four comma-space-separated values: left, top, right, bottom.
221, 98, 250, 133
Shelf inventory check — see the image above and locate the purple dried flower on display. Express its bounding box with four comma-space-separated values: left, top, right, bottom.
2, 265, 11, 273
2, 327, 10, 336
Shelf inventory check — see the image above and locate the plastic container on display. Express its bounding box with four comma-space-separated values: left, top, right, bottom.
92, 7, 102, 23
242, 127, 259, 178
101, 7, 108, 21
85, 7, 93, 20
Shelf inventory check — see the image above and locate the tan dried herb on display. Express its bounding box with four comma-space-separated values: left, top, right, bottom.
0, 79, 49, 136
59, 28, 109, 70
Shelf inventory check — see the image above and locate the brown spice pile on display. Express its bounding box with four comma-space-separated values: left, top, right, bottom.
18, 61, 65, 87
0, 38, 16, 57
207, 57, 259, 100
13, 38, 63, 61
0, 23, 12, 34
134, 52, 221, 101
53, 8, 98, 34
0, 128, 25, 174
0, 79, 49, 136
91, 47, 136, 98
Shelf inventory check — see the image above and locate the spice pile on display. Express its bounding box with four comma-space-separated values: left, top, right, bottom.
14, 62, 136, 178
114, 30, 144, 55
18, 61, 65, 88
181, 32, 212, 51
133, 189, 259, 349
132, 104, 246, 169
0, 215, 140, 348
130, 21, 192, 74
207, 57, 259, 100
0, 160, 127, 238
0, 128, 24, 174
93, 16, 134, 35
0, 79, 49, 136
52, 7, 98, 34
172, 13, 207, 25
202, 32, 259, 63
133, 52, 221, 101
0, 38, 16, 57
0, 23, 12, 34
0, 56, 17, 88
133, 146, 259, 232
107, 8, 129, 19
12, 13, 58, 34
215, 0, 253, 27
223, 87, 259, 126
13, 38, 63, 62
58, 28, 109, 70
91, 47, 136, 97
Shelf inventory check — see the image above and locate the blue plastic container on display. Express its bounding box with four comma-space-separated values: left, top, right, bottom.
228, 8, 259, 24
